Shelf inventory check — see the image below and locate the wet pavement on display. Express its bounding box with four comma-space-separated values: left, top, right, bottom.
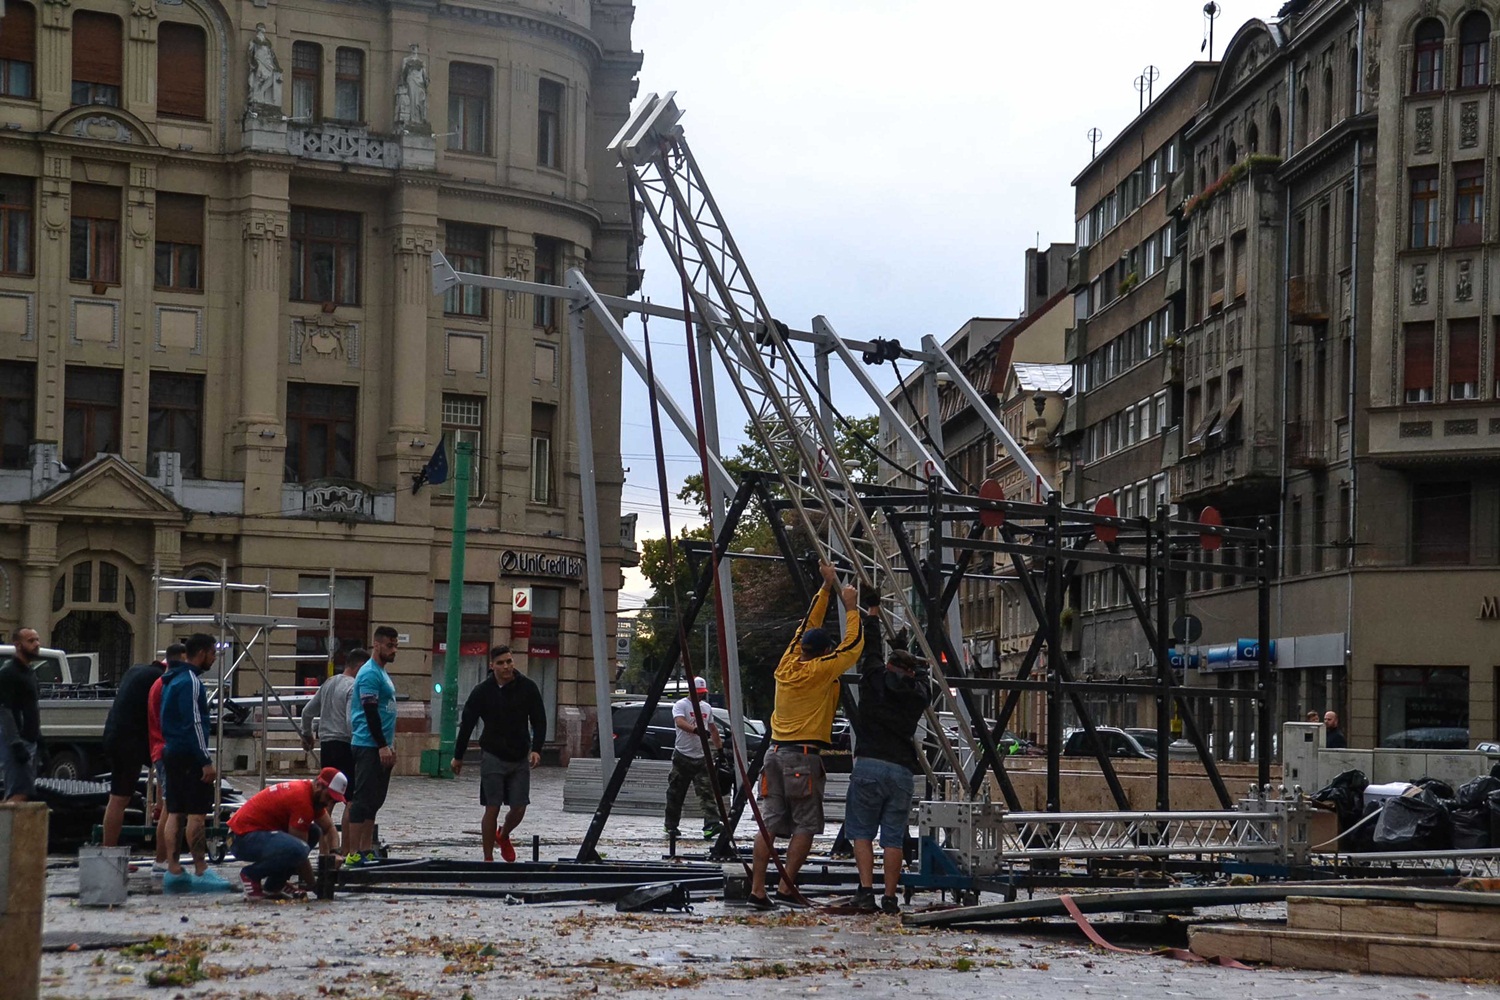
36, 767, 1497, 999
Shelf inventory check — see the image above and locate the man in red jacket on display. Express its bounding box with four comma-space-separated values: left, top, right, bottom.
227, 767, 345, 900
146, 643, 185, 876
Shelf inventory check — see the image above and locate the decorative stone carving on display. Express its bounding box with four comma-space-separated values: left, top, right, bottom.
391, 228, 436, 257
287, 124, 401, 167
300, 480, 373, 519
1456, 259, 1473, 302
1411, 263, 1428, 305
394, 45, 430, 132
1461, 101, 1479, 148
1399, 421, 1432, 438
242, 214, 286, 242
71, 116, 134, 143
1414, 106, 1433, 154
290, 316, 360, 366
246, 24, 283, 116
40, 0, 70, 29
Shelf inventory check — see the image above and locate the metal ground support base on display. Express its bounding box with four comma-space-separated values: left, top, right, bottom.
333, 857, 727, 905
1310, 849, 1500, 879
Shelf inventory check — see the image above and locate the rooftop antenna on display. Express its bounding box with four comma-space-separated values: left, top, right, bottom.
1143, 65, 1161, 105
1202, 2, 1222, 61
1134, 72, 1149, 114
1088, 127, 1103, 159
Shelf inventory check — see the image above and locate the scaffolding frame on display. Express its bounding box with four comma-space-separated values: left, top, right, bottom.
151, 560, 336, 823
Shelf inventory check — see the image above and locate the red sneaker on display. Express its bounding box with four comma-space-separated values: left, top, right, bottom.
239, 871, 264, 899
499, 833, 517, 863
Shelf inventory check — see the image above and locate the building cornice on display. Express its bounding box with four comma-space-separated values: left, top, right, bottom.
434, 4, 605, 65
1275, 112, 1377, 183
436, 181, 604, 230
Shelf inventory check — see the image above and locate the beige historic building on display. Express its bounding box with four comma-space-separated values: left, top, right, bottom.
0, 0, 641, 757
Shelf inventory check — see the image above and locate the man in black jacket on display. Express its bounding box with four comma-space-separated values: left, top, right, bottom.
101, 658, 167, 846
451, 645, 546, 862
0, 627, 44, 802
846, 645, 932, 914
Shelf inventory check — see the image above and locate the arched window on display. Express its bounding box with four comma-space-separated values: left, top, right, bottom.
1297, 85, 1310, 148
1413, 18, 1445, 93
1322, 67, 1335, 131
1269, 104, 1283, 155
1246, 121, 1260, 154
1226, 139, 1238, 165
1460, 12, 1490, 87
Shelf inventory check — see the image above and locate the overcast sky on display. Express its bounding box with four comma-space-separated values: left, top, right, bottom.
615, 1, 1284, 608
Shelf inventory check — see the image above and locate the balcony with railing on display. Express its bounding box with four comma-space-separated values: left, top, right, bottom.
1285, 420, 1328, 469
1287, 273, 1329, 324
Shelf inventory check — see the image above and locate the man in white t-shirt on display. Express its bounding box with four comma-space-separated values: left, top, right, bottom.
663, 676, 724, 842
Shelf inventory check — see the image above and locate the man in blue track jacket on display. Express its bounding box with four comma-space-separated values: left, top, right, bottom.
159, 633, 231, 892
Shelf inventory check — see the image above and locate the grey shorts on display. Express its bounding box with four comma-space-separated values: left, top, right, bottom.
758, 748, 825, 838
480, 752, 530, 807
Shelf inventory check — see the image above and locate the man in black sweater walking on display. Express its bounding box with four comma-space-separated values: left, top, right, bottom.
0, 627, 45, 802
451, 645, 546, 862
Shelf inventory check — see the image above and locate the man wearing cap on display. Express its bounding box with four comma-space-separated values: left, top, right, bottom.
748, 560, 864, 910
451, 645, 546, 862
848, 648, 932, 914
663, 676, 724, 842
227, 767, 346, 900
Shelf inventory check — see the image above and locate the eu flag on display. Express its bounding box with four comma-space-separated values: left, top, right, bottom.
411, 439, 449, 493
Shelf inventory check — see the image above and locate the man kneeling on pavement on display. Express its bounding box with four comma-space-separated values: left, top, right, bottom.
228, 767, 346, 900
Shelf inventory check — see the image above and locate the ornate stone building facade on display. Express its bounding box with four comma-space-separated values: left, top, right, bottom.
0, 0, 640, 758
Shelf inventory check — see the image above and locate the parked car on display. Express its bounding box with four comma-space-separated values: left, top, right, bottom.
1124, 727, 1160, 755
1381, 727, 1469, 750
592, 701, 765, 761
1062, 726, 1156, 759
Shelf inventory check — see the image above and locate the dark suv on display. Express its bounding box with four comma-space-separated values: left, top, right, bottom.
1062, 726, 1155, 759
592, 701, 766, 761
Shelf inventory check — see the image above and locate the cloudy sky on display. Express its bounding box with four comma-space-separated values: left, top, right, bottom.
615, 1, 1284, 608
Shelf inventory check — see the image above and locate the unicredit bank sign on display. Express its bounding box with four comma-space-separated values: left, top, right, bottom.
500, 549, 584, 579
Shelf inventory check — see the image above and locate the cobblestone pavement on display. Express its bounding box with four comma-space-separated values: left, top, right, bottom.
35, 767, 1497, 999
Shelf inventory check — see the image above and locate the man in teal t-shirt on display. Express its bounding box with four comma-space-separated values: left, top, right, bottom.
344, 626, 400, 865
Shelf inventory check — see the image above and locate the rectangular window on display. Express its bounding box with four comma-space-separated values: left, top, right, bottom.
1155, 391, 1169, 433
0, 360, 34, 469
1144, 234, 1160, 275
157, 22, 206, 119
1410, 167, 1440, 248
154, 192, 203, 291
440, 394, 483, 499
1289, 498, 1303, 576
442, 224, 487, 317
0, 175, 33, 275
1449, 318, 1480, 400
290, 208, 360, 305
533, 342, 557, 385
292, 41, 321, 122
148, 372, 202, 477
0, 3, 37, 99
1412, 482, 1470, 565
449, 62, 491, 155
530, 402, 553, 504
1414, 30, 1444, 93
297, 576, 369, 683
1462, 27, 1490, 87
1454, 161, 1484, 246
1403, 321, 1435, 403
69, 183, 119, 284
1377, 666, 1469, 748
63, 366, 120, 469
533, 235, 559, 328
284, 382, 356, 483
538, 77, 563, 169
71, 11, 121, 107
334, 47, 363, 122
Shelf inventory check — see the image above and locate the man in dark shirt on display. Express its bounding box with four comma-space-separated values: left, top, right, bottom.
451, 645, 546, 862
0, 627, 44, 802
847, 643, 932, 915
1323, 710, 1348, 749
101, 658, 167, 846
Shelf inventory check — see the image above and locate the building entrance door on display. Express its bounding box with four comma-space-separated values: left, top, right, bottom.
52, 609, 133, 684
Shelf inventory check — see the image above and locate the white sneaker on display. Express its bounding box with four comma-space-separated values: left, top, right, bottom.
150, 861, 171, 877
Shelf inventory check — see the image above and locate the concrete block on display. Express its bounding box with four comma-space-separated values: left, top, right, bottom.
1270, 932, 1367, 971
1340, 902, 1437, 937
1366, 941, 1469, 979
1188, 926, 1270, 963
1433, 907, 1500, 942
1286, 899, 1341, 931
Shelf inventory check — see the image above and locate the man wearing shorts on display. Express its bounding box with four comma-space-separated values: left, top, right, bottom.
159, 634, 231, 891
748, 561, 863, 910
452, 645, 546, 862
345, 627, 400, 866
146, 643, 185, 875
100, 656, 166, 847
299, 648, 362, 825
847, 648, 931, 914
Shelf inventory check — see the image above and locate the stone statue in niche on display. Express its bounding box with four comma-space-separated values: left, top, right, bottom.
395, 45, 429, 130
1456, 259, 1473, 302
247, 24, 283, 114
1412, 263, 1429, 306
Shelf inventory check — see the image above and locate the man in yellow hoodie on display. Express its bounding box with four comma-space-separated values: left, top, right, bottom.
748, 560, 865, 909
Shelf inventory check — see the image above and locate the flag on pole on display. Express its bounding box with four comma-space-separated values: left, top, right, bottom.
411, 439, 449, 493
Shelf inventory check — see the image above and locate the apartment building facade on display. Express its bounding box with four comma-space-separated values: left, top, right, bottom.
0, 0, 641, 757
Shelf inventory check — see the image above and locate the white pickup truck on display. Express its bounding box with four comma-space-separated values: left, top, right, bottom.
0, 644, 108, 779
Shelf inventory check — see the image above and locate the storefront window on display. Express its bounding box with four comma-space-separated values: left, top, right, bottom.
1377, 665, 1469, 748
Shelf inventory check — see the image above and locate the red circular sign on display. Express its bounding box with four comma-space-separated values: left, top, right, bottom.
1093, 496, 1119, 544
977, 479, 1006, 528
1199, 505, 1223, 551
